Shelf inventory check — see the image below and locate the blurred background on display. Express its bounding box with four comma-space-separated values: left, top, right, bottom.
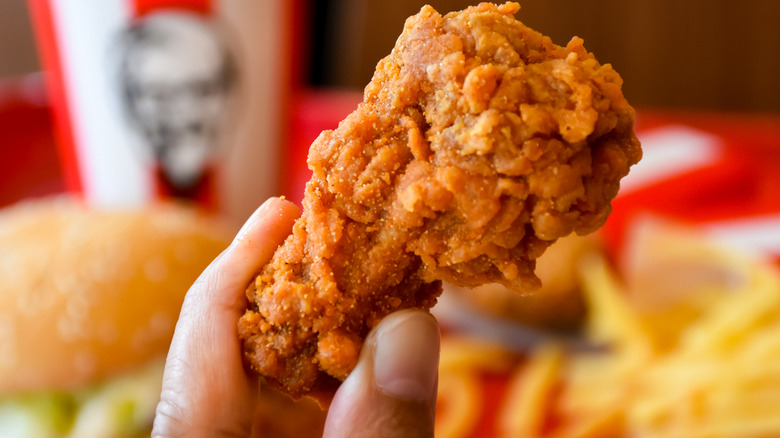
0, 2, 38, 79
2, 2, 780, 437
3, 0, 780, 112
306, 0, 780, 113
2, 0, 779, 209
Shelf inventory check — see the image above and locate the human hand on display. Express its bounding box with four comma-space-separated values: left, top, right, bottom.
151, 197, 440, 438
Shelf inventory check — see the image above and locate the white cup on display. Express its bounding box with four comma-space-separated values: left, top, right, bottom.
31, 0, 290, 223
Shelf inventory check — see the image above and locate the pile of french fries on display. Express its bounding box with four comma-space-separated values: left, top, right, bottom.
436, 221, 780, 438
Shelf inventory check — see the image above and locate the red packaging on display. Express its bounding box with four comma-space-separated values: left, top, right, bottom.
28, 0, 299, 222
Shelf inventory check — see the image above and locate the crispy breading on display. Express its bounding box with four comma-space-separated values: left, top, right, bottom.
238, 2, 641, 401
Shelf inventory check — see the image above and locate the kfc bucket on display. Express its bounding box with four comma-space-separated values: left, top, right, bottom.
29, 0, 296, 222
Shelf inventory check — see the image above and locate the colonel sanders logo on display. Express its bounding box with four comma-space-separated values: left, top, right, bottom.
116, 12, 237, 197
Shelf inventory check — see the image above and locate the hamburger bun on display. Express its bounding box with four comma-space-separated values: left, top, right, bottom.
442, 233, 600, 331
0, 196, 231, 395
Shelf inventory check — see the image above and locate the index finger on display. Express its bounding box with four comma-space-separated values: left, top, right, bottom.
153, 197, 300, 437
204, 197, 302, 314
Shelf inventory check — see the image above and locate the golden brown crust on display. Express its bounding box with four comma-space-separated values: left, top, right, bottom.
239, 2, 641, 400
0, 197, 230, 394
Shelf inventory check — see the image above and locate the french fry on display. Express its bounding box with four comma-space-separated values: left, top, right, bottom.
498, 344, 563, 438
442, 220, 780, 438
435, 368, 482, 438
439, 336, 516, 373
435, 335, 518, 438
579, 254, 653, 361
549, 223, 780, 438
549, 411, 623, 438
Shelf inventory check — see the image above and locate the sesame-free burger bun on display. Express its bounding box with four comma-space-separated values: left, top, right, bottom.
0, 197, 230, 394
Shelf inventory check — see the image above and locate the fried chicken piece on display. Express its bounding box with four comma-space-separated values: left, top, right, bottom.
239, 2, 641, 402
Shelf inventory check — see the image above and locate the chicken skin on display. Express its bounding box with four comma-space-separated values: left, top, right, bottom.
238, 2, 641, 401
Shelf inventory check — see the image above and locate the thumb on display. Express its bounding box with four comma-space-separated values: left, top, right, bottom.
323, 310, 440, 438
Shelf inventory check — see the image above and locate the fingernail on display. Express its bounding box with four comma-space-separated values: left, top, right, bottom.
373, 311, 440, 401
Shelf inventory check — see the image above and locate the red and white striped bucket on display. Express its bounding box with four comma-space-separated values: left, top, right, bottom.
29, 0, 299, 222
